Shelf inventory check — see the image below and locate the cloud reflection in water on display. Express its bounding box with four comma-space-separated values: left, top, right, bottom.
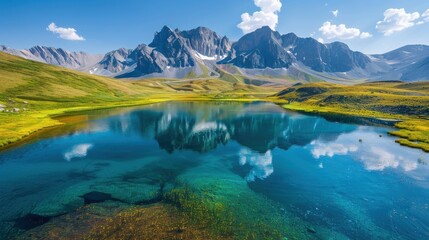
239, 148, 273, 182
311, 142, 358, 159
64, 144, 93, 161
310, 127, 424, 174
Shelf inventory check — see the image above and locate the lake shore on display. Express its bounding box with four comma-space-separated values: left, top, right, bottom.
278, 102, 429, 152
0, 95, 271, 151
1, 94, 428, 153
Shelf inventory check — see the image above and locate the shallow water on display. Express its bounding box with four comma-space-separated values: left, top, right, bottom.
0, 102, 428, 239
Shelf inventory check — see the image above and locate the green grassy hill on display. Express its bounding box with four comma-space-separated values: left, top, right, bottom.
0, 52, 162, 147
0, 52, 155, 103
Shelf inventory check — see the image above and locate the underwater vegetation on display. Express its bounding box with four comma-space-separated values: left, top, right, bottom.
85, 184, 287, 240
85, 183, 287, 240
85, 204, 219, 240
13, 184, 288, 240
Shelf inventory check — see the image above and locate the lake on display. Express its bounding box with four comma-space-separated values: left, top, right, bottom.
0, 102, 428, 239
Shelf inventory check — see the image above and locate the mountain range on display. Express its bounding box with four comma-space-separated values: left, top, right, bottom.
2, 26, 429, 82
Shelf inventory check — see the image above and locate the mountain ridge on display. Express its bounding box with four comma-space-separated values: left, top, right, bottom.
0, 45, 103, 70
2, 26, 429, 82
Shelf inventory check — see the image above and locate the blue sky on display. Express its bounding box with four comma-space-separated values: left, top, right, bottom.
0, 0, 428, 54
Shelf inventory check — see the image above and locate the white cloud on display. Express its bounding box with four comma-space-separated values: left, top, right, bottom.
423, 9, 429, 22
238, 0, 282, 34
47, 22, 85, 41
319, 21, 372, 40
255, 0, 282, 12
332, 10, 339, 17
360, 32, 373, 39
376, 8, 420, 36
317, 37, 325, 44
64, 144, 93, 161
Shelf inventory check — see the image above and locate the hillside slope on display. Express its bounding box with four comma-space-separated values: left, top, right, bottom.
0, 52, 156, 102
0, 52, 165, 148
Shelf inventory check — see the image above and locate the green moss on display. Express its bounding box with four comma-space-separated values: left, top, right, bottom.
164, 185, 284, 240
164, 185, 235, 237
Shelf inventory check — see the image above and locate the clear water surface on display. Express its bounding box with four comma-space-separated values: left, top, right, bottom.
0, 102, 427, 239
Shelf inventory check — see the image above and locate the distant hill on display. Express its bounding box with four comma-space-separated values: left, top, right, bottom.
0, 51, 148, 103
0, 45, 103, 70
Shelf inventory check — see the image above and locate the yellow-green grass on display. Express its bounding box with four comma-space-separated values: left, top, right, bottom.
272, 82, 429, 152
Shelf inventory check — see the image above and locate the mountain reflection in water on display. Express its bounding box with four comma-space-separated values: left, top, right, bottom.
106, 102, 356, 155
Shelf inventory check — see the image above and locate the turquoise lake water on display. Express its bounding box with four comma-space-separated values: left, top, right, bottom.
0, 102, 428, 239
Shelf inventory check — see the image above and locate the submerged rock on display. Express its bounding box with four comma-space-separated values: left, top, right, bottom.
13, 214, 51, 230
80, 191, 115, 204
31, 179, 168, 217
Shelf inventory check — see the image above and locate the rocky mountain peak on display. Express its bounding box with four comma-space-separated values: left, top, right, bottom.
233, 26, 282, 52
149, 26, 180, 48
92, 48, 133, 75
221, 26, 293, 69
180, 26, 231, 57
